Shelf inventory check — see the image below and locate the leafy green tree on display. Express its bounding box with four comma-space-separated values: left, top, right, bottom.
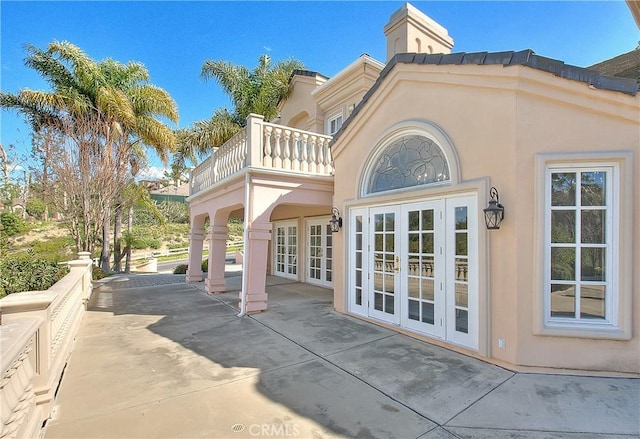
0, 41, 178, 270
173, 54, 304, 168
26, 197, 46, 219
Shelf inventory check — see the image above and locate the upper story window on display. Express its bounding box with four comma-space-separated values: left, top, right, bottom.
366, 135, 450, 194
327, 113, 343, 136
544, 164, 617, 327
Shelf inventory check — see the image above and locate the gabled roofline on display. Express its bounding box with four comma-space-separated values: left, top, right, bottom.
311, 53, 385, 98
331, 50, 639, 144
289, 69, 329, 82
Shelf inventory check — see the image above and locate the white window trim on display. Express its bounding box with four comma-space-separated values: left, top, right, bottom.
326, 111, 344, 136
534, 152, 633, 340
272, 220, 298, 280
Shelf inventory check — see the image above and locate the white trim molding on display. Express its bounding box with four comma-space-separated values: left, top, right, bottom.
534, 151, 634, 340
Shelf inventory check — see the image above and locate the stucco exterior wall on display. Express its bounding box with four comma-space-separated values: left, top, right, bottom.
279, 75, 324, 132
331, 62, 639, 373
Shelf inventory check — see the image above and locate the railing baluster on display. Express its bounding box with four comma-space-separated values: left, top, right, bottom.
317, 137, 325, 174
309, 135, 317, 173
263, 126, 273, 167
283, 129, 291, 170
301, 134, 309, 172
292, 132, 301, 171
273, 128, 282, 168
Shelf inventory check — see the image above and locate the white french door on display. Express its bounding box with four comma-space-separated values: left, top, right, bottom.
369, 206, 401, 324
348, 195, 478, 350
273, 221, 298, 280
306, 218, 333, 287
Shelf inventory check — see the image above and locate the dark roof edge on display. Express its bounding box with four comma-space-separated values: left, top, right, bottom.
289, 69, 329, 82
331, 49, 638, 144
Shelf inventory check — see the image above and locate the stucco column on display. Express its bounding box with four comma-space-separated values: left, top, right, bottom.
186, 226, 205, 283
205, 225, 228, 294
240, 222, 271, 313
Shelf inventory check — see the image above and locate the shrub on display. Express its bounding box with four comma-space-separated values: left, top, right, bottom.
201, 259, 208, 272
146, 238, 161, 249
0, 254, 69, 296
0, 212, 27, 237
31, 235, 75, 262
173, 264, 188, 274
92, 265, 108, 280
26, 198, 46, 220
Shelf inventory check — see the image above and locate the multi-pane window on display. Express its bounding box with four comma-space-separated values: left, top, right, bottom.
545, 165, 614, 325
327, 113, 343, 136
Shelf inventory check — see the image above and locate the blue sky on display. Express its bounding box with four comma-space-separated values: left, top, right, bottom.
1, 1, 638, 179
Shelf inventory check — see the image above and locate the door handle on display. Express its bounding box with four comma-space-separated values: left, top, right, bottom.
395, 256, 400, 273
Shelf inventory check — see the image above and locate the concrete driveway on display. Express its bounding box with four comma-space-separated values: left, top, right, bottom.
44, 271, 639, 438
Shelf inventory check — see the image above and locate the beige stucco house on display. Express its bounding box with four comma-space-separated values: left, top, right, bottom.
186, 3, 639, 375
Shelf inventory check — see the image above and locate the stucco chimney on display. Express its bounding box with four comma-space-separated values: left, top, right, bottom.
383, 2, 454, 61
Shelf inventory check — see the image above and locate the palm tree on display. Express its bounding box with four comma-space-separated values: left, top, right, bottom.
175, 54, 304, 163
1, 41, 178, 263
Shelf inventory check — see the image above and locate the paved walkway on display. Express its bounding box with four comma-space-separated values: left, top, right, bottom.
44, 270, 639, 438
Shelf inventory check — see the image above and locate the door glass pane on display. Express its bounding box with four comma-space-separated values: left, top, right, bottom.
422, 302, 434, 324
409, 211, 419, 231
356, 252, 362, 269
356, 234, 362, 250
356, 270, 362, 287
421, 278, 434, 301
550, 284, 575, 318
422, 233, 433, 254
551, 210, 576, 243
384, 274, 395, 293
455, 309, 468, 333
375, 214, 384, 231
581, 248, 605, 281
455, 233, 467, 256
356, 288, 362, 305
408, 276, 419, 298
422, 256, 434, 277
374, 292, 383, 311
409, 233, 419, 253
581, 210, 605, 244
385, 213, 395, 231
385, 295, 394, 314
581, 171, 605, 206
375, 234, 383, 251
455, 283, 468, 307
580, 285, 605, 319
422, 210, 433, 230
374, 253, 383, 271
455, 207, 467, 230
374, 272, 383, 290
385, 234, 395, 252
455, 258, 468, 282
356, 215, 362, 233
551, 172, 576, 206
408, 300, 419, 320
551, 247, 575, 280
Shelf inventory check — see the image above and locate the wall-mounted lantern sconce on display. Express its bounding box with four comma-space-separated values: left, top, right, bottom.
483, 187, 505, 230
329, 207, 343, 233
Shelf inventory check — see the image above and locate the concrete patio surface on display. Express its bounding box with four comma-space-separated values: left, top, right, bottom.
44, 267, 639, 439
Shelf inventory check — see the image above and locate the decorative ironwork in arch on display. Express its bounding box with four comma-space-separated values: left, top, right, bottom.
366, 134, 450, 194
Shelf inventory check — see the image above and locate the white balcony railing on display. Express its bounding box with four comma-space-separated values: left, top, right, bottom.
190, 114, 334, 195
0, 253, 93, 439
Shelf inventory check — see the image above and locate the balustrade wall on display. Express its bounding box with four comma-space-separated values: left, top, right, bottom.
0, 253, 93, 439
190, 114, 334, 195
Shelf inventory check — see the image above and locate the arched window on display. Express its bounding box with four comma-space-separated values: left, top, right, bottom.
366, 134, 450, 194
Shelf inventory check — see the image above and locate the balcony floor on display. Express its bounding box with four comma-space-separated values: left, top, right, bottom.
44, 267, 639, 438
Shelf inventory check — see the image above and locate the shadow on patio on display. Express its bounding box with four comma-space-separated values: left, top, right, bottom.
43, 266, 640, 438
